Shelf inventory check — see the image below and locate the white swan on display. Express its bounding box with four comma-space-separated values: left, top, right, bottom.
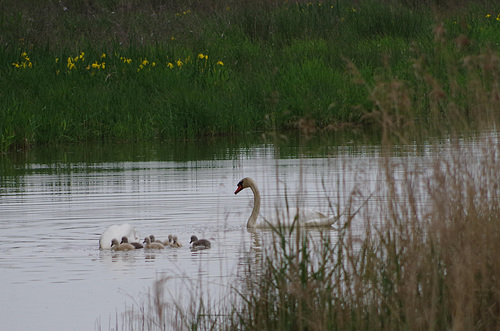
234, 177, 337, 228
100, 223, 138, 250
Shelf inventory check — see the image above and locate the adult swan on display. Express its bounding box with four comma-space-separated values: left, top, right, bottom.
234, 177, 337, 229
99, 223, 139, 250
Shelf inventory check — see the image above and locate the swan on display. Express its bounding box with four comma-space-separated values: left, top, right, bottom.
111, 238, 136, 251
234, 177, 337, 229
163, 234, 174, 246
100, 223, 138, 250
149, 234, 165, 244
121, 236, 143, 249
143, 236, 165, 249
190, 235, 211, 250
171, 235, 182, 248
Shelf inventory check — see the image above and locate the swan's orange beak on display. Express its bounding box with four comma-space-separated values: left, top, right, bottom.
234, 183, 244, 195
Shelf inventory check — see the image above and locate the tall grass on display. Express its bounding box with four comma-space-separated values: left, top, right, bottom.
1, 0, 500, 151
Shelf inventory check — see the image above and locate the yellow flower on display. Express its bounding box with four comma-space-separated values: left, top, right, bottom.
101, 53, 106, 59
21, 52, 27, 57
102, 63, 105, 69
177, 60, 183, 67
486, 14, 492, 18
198, 53, 205, 59
167, 62, 174, 69
92, 62, 99, 69
216, 60, 224, 66
142, 59, 149, 66
152, 62, 156, 67
55, 58, 59, 63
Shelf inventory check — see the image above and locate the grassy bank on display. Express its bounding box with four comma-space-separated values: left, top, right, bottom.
1, 0, 500, 151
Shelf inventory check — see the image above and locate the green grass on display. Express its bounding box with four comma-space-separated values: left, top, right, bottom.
1, 0, 500, 151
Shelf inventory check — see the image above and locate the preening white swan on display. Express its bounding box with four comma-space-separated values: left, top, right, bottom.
234, 177, 337, 228
99, 223, 138, 250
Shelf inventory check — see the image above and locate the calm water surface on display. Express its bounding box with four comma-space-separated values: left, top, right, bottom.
0, 133, 494, 330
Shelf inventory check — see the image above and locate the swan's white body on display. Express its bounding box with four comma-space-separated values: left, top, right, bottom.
99, 223, 138, 250
234, 177, 337, 229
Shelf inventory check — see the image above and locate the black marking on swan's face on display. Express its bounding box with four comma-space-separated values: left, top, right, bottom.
235, 179, 245, 195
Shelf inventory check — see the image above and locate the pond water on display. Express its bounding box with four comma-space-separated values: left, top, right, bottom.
0, 132, 496, 330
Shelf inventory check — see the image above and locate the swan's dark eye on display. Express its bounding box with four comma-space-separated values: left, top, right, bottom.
237, 180, 244, 187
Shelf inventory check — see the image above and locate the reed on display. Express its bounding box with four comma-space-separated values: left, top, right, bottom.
1, 0, 500, 151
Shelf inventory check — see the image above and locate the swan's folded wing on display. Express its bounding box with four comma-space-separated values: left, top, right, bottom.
99, 223, 138, 249
299, 210, 337, 227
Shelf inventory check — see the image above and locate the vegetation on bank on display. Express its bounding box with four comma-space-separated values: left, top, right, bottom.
1, 0, 500, 151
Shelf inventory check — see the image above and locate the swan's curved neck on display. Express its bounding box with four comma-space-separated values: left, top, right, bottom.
248, 183, 261, 228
